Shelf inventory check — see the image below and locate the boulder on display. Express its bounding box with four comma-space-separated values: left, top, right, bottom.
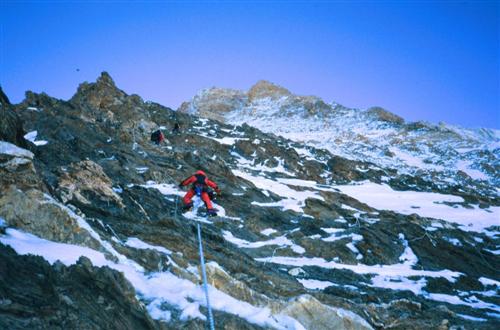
0, 187, 104, 252
56, 160, 124, 208
275, 295, 373, 330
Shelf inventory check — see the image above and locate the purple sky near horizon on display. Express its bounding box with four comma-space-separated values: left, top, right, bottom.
1, 1, 499, 128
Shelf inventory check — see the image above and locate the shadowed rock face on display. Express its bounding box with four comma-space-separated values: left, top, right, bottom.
0, 244, 160, 330
0, 87, 28, 148
0, 73, 498, 329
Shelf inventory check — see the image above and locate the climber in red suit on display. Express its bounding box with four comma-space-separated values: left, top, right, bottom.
179, 170, 220, 216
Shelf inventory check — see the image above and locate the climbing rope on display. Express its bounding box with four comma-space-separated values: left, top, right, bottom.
163, 170, 214, 327
197, 223, 215, 330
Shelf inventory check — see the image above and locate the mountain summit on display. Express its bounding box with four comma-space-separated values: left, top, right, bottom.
180, 81, 499, 191
247, 80, 292, 100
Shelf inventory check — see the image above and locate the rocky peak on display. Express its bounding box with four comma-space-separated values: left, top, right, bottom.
178, 80, 328, 122
66, 72, 156, 128
248, 80, 291, 101
365, 106, 404, 125
178, 87, 247, 122
70, 71, 127, 110
96, 71, 115, 87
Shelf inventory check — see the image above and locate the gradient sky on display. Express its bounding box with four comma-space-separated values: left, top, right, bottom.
1, 1, 499, 128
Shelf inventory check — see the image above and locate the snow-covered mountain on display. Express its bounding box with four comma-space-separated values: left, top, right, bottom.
1, 73, 499, 329
179, 81, 500, 197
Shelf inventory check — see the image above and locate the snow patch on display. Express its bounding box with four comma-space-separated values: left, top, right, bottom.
23, 130, 48, 146
261, 228, 278, 236
124, 237, 172, 255
335, 181, 500, 232
0, 141, 34, 159
223, 231, 305, 254
297, 279, 334, 290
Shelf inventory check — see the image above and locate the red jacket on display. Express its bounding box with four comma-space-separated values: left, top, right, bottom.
180, 170, 219, 191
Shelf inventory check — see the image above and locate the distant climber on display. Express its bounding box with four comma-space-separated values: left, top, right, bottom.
172, 122, 181, 134
150, 129, 165, 145
179, 170, 220, 216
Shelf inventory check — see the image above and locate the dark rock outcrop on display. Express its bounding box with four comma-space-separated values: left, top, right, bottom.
0, 243, 161, 330
0, 86, 28, 148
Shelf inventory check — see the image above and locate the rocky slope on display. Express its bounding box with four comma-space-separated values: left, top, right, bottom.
0, 74, 499, 329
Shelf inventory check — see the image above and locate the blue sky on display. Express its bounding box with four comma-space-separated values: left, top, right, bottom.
1, 1, 499, 128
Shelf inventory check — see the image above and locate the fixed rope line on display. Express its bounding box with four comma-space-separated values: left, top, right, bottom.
197, 223, 215, 330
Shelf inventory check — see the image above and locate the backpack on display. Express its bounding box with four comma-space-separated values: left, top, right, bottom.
150, 130, 164, 144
